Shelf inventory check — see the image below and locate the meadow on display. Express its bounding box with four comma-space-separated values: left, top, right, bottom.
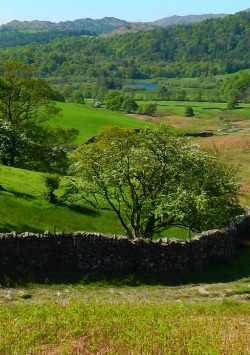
0, 300, 249, 354
49, 102, 154, 143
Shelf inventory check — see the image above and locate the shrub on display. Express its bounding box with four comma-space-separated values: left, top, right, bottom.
185, 106, 194, 117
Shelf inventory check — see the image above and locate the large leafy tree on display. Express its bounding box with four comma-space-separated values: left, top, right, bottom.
221, 71, 250, 108
66, 125, 241, 239
0, 119, 78, 173
0, 60, 77, 174
0, 59, 61, 125
104, 91, 124, 111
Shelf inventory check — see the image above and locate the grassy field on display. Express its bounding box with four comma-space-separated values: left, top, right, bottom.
1, 101, 250, 233
0, 100, 250, 354
0, 165, 123, 234
49, 102, 154, 143
0, 300, 249, 354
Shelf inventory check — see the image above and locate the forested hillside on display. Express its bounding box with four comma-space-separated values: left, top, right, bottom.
0, 11, 249, 88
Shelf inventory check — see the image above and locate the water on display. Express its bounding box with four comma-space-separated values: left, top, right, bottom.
126, 83, 158, 90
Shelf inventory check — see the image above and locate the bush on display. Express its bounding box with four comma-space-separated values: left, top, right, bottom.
185, 106, 194, 117
137, 103, 157, 116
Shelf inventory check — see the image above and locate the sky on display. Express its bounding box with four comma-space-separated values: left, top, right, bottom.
0, 0, 249, 25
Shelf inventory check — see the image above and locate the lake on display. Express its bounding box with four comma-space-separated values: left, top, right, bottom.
127, 83, 159, 90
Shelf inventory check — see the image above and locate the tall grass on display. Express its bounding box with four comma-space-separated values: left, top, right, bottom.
0, 301, 248, 354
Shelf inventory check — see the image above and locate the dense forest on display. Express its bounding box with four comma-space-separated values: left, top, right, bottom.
0, 11, 249, 92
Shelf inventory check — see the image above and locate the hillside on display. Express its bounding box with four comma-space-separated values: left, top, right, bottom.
152, 13, 226, 26
0, 11, 249, 87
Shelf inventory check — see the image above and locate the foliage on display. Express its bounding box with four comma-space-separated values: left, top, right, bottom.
0, 118, 78, 173
0, 12, 249, 87
44, 174, 60, 203
221, 70, 250, 108
66, 125, 241, 239
105, 91, 124, 111
137, 103, 157, 116
121, 97, 138, 113
184, 106, 195, 117
0, 60, 79, 173
0, 59, 61, 125
0, 119, 30, 166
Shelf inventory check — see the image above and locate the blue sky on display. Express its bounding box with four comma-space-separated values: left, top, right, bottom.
0, 0, 249, 25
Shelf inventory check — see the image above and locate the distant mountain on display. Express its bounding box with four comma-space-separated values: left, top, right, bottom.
0, 10, 249, 49
153, 13, 227, 27
1, 17, 130, 34
0, 13, 231, 35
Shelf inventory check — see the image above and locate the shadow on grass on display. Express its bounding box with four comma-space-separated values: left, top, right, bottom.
4, 189, 36, 201
0, 223, 44, 234
1, 248, 249, 288
52, 199, 99, 217
66, 203, 99, 217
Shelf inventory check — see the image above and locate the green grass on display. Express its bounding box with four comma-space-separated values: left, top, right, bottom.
0, 300, 248, 354
153, 101, 250, 134
49, 102, 154, 143
0, 166, 124, 234
155, 101, 250, 119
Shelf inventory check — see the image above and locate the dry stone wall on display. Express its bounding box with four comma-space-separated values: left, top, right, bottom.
0, 215, 249, 275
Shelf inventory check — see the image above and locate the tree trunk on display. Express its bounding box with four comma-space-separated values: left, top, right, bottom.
144, 215, 155, 240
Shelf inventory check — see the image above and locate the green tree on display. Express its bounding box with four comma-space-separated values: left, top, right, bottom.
137, 103, 157, 116
157, 86, 169, 100
67, 125, 241, 239
69, 90, 85, 104
0, 119, 78, 173
121, 97, 138, 113
184, 106, 194, 117
0, 119, 29, 166
0, 60, 76, 173
221, 71, 250, 108
0, 59, 61, 125
104, 91, 124, 111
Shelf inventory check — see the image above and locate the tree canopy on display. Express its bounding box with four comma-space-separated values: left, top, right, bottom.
66, 125, 241, 239
0, 59, 61, 125
0, 60, 77, 174
220, 70, 250, 108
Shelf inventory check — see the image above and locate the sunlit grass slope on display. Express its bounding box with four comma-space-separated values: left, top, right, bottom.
0, 166, 123, 234
49, 102, 154, 143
